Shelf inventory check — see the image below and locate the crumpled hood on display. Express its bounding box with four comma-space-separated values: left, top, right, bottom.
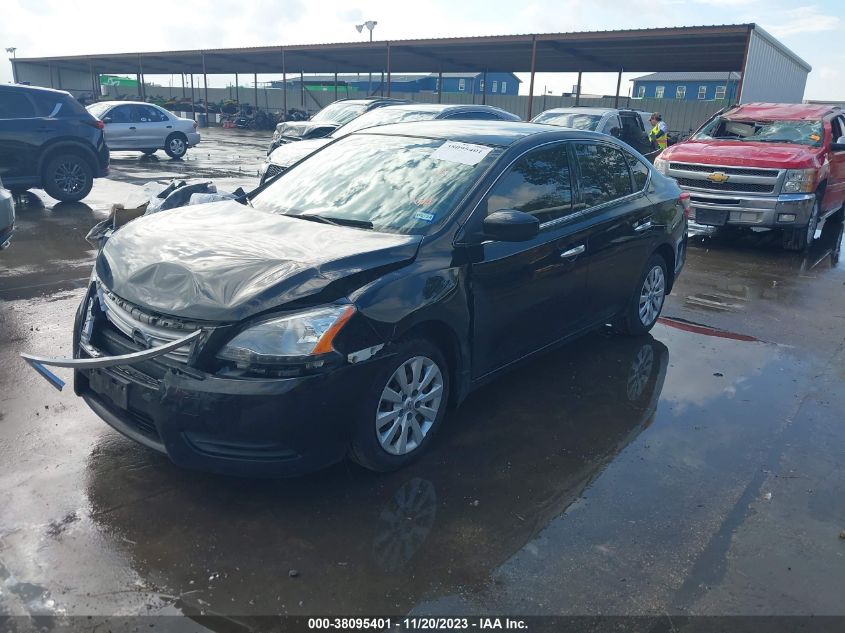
663, 140, 821, 169
268, 138, 332, 168
275, 120, 340, 140
96, 201, 421, 322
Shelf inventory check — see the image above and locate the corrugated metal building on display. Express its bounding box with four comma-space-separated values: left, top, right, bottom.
739, 26, 810, 103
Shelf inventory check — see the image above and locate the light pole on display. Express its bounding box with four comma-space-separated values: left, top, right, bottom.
6, 47, 17, 83
355, 20, 377, 96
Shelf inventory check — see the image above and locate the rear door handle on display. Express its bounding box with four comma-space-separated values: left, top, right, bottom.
129, 126, 136, 130
634, 220, 653, 232
560, 244, 586, 258
166, 125, 172, 128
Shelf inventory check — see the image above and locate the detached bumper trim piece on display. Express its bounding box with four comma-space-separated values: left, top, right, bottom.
20, 329, 202, 371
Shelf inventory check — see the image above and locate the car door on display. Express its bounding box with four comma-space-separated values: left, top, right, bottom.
133, 104, 172, 148
619, 112, 650, 155
102, 105, 135, 150
466, 142, 592, 378
0, 89, 43, 183
825, 115, 845, 214
573, 141, 657, 323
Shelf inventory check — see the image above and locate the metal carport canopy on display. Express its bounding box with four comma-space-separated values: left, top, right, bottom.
14, 24, 755, 75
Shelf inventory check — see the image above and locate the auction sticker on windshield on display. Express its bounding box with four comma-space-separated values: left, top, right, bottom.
431, 141, 493, 166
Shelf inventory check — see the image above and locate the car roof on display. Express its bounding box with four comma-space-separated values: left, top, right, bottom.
536, 107, 615, 116
3, 83, 72, 97
726, 102, 839, 120
334, 98, 409, 105
89, 101, 162, 107
354, 119, 609, 147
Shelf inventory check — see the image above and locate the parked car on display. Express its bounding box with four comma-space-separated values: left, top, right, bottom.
26, 121, 687, 476
532, 107, 654, 156
86, 101, 200, 159
268, 97, 412, 153
0, 84, 109, 202
260, 103, 522, 185
0, 176, 14, 249
655, 103, 845, 251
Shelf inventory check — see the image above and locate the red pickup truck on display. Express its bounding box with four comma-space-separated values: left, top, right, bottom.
654, 103, 845, 250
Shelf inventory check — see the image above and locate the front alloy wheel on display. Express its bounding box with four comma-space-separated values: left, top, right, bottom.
376, 356, 444, 456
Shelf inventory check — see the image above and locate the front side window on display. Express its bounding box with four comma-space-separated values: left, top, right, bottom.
459, 79, 466, 92
694, 117, 824, 147
0, 92, 36, 118
253, 134, 500, 235
655, 86, 665, 99
698, 85, 707, 99
676, 86, 686, 99
715, 85, 727, 99
485, 145, 573, 225
637, 86, 645, 98
574, 143, 634, 208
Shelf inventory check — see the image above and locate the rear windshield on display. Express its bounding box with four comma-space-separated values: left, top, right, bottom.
311, 102, 367, 124
694, 117, 824, 146
532, 111, 602, 131
253, 134, 500, 235
87, 103, 111, 119
332, 109, 441, 138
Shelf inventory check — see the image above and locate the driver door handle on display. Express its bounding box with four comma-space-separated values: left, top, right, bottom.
634, 219, 652, 232
560, 244, 586, 259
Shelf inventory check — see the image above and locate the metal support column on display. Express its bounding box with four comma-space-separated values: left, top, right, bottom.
526, 36, 537, 120
300, 71, 305, 108
575, 71, 582, 106
437, 70, 443, 104
181, 73, 186, 98
190, 74, 195, 121
234, 72, 239, 104
49, 62, 54, 88
614, 69, 622, 109
386, 43, 391, 97
202, 52, 209, 123
482, 68, 488, 105
380, 71, 384, 97
254, 72, 258, 109
334, 71, 338, 100
281, 48, 287, 116
138, 54, 145, 99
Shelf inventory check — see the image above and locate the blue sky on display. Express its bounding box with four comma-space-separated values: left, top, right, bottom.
1, 0, 842, 100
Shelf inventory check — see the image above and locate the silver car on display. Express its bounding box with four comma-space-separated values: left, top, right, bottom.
0, 176, 15, 250
86, 101, 200, 159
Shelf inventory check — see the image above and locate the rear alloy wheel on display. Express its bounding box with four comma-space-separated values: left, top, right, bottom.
350, 339, 450, 472
614, 254, 668, 337
42, 154, 93, 202
164, 133, 188, 159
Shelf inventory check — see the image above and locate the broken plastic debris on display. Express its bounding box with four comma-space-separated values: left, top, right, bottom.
764, 492, 772, 501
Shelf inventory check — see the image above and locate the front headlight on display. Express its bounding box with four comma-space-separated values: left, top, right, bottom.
653, 157, 668, 175
782, 169, 817, 193
217, 305, 355, 368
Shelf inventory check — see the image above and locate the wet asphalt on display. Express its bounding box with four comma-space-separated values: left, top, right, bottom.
1, 128, 845, 626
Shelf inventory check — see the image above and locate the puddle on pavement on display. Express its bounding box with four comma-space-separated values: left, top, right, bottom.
0, 319, 816, 620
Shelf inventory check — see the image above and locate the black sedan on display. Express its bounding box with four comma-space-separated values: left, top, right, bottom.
28, 121, 687, 476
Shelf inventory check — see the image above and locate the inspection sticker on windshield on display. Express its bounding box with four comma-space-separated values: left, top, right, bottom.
431, 141, 492, 166
414, 211, 436, 222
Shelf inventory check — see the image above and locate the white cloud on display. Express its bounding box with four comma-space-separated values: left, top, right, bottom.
764, 5, 842, 36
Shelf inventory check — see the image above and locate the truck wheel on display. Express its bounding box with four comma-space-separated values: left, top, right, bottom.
782, 199, 819, 252
42, 153, 93, 202
831, 204, 844, 223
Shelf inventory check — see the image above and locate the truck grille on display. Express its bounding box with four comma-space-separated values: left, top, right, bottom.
669, 163, 778, 178
99, 288, 202, 364
675, 178, 775, 194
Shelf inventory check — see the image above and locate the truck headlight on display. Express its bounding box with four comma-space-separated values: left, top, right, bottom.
653, 157, 668, 175
217, 305, 355, 368
782, 169, 817, 193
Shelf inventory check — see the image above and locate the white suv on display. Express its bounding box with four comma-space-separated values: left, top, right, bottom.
87, 101, 200, 159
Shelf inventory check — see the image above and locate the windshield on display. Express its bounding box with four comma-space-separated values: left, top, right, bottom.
310, 102, 367, 124
332, 108, 441, 138
252, 134, 500, 235
86, 102, 111, 118
694, 117, 824, 146
531, 111, 602, 131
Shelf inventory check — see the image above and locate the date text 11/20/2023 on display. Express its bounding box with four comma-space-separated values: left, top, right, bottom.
307, 617, 529, 630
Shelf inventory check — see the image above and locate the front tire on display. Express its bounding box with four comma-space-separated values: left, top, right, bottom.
614, 254, 668, 337
350, 339, 450, 472
783, 199, 819, 252
164, 133, 188, 159
42, 153, 93, 202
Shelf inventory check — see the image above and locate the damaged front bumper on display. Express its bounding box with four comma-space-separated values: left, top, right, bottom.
23, 284, 386, 477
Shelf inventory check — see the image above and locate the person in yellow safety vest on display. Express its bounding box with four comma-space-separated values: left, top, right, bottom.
648, 112, 668, 152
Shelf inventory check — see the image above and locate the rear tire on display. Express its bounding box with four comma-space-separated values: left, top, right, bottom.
164, 133, 188, 159
614, 254, 668, 337
349, 338, 450, 472
42, 153, 93, 202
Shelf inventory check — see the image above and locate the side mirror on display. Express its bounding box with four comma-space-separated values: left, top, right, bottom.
102, 117, 112, 124
483, 210, 539, 242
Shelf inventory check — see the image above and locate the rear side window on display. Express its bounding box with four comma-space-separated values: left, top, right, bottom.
486, 144, 573, 224
622, 148, 650, 190
0, 92, 36, 118
574, 143, 634, 207
443, 110, 502, 120
133, 105, 168, 122
30, 92, 64, 117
